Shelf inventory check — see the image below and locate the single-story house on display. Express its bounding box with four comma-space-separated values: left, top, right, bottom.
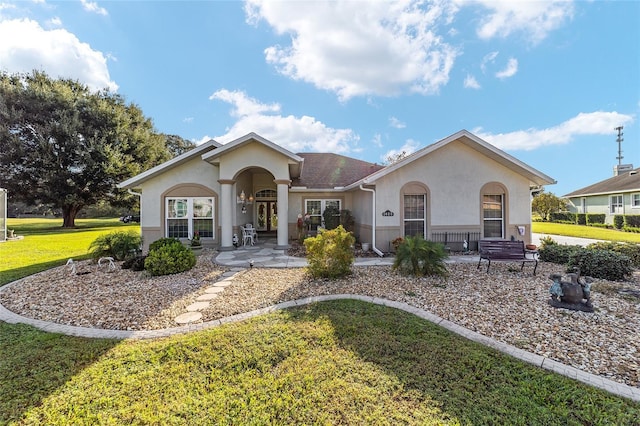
118, 129, 555, 253
564, 166, 640, 223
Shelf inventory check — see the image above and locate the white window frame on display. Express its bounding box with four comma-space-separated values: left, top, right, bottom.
632, 193, 640, 208
166, 197, 215, 239
483, 194, 504, 239
610, 194, 623, 214
403, 194, 426, 237
305, 199, 341, 228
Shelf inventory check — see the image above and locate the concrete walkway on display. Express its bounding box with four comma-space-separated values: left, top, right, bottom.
0, 238, 638, 403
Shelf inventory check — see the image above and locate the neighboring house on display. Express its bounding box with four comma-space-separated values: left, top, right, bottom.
118, 130, 555, 253
564, 167, 640, 224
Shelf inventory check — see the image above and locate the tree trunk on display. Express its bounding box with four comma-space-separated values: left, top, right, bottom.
62, 204, 83, 228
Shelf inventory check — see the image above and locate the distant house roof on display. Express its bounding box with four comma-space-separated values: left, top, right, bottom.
291, 153, 384, 189
564, 168, 640, 197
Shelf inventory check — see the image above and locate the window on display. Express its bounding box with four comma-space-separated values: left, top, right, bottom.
166, 197, 214, 239
610, 195, 623, 214
581, 197, 587, 213
305, 199, 341, 230
632, 194, 640, 208
403, 194, 425, 237
483, 194, 503, 238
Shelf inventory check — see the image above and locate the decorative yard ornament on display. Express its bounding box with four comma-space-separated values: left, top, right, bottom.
548, 270, 594, 312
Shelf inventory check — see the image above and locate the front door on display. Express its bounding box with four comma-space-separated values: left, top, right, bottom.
256, 201, 278, 232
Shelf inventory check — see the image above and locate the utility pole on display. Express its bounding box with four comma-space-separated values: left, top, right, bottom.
615, 125, 624, 165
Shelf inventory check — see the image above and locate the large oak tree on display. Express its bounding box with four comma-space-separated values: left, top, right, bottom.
0, 71, 170, 227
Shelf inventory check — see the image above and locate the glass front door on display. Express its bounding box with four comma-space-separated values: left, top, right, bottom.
256, 201, 278, 232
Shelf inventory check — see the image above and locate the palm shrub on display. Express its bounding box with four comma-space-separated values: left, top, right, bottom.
393, 235, 448, 277
144, 238, 196, 276
304, 225, 355, 279
88, 231, 142, 261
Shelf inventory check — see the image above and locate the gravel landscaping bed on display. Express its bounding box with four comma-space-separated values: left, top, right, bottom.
1, 250, 638, 388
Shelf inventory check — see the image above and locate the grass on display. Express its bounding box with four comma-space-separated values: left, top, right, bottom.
2, 300, 638, 425
532, 221, 640, 243
1, 218, 639, 423
1, 218, 139, 286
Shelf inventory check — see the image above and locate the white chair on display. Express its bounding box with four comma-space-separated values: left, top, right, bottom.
241, 226, 254, 246
245, 223, 257, 242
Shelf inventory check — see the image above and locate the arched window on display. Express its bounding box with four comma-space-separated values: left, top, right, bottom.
401, 182, 428, 238
481, 183, 507, 239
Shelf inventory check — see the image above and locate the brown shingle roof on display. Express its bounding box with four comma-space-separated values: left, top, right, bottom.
564, 168, 640, 197
292, 153, 385, 189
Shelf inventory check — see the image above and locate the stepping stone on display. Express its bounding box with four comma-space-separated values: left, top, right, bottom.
197, 293, 219, 301
213, 280, 233, 287
204, 286, 225, 294
186, 302, 210, 311
175, 312, 202, 324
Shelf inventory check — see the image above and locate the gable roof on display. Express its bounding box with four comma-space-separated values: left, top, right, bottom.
118, 139, 222, 189
291, 153, 384, 189
345, 129, 556, 189
564, 168, 640, 197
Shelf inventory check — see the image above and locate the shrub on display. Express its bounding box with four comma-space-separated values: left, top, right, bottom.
121, 255, 147, 271
304, 225, 355, 279
149, 237, 181, 253
586, 214, 605, 225
625, 215, 640, 228
537, 244, 581, 265
538, 236, 557, 248
587, 241, 640, 267
567, 249, 632, 281
144, 242, 196, 276
392, 235, 448, 277
88, 231, 142, 261
340, 209, 355, 233
623, 226, 640, 233
549, 212, 576, 223
322, 205, 341, 230
614, 215, 625, 230
576, 214, 587, 225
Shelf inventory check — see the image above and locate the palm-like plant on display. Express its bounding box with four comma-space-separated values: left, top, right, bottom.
392, 235, 448, 277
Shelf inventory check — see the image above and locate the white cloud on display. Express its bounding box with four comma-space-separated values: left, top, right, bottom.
495, 57, 518, 79
371, 133, 383, 148
183, 117, 194, 124
382, 138, 421, 163
80, 0, 108, 16
464, 73, 481, 89
245, 0, 459, 101
474, 111, 635, 151
466, 0, 574, 44
389, 116, 406, 129
480, 51, 498, 73
0, 18, 117, 91
210, 89, 359, 153
48, 16, 62, 27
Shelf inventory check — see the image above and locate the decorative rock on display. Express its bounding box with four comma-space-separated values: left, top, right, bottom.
186, 302, 210, 312
174, 312, 202, 324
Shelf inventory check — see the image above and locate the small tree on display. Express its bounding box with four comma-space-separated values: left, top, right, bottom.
532, 191, 567, 221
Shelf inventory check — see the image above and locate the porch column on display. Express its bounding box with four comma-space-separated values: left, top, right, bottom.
275, 179, 291, 249
218, 179, 235, 251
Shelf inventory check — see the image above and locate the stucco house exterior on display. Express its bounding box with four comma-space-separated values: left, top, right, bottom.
564, 167, 640, 224
118, 129, 555, 253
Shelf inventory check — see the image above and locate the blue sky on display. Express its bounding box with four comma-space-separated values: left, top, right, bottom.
1, 0, 638, 196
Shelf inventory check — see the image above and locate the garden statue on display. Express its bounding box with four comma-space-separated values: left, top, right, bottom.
548, 270, 594, 312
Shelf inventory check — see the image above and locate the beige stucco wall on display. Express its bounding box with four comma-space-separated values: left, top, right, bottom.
138, 157, 220, 250
370, 141, 534, 249
218, 141, 291, 181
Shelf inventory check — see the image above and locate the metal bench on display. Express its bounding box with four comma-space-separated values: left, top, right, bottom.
477, 240, 538, 275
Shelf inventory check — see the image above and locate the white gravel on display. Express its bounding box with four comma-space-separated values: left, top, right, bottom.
1, 250, 638, 388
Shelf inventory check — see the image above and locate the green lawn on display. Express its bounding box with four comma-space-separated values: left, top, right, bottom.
1, 218, 139, 286
2, 300, 638, 425
1, 219, 639, 423
533, 221, 640, 243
